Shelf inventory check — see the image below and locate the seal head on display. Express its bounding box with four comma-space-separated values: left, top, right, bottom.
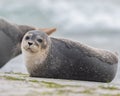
21, 30, 50, 53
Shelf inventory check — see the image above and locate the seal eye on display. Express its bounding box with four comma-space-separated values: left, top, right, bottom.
25, 36, 30, 40
37, 39, 43, 43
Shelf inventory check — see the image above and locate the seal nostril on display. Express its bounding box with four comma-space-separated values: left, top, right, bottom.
28, 42, 33, 46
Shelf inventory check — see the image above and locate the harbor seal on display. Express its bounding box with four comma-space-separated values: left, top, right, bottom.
0, 18, 56, 68
21, 30, 118, 82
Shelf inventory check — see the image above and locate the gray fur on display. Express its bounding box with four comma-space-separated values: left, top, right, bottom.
0, 18, 36, 68
22, 31, 118, 82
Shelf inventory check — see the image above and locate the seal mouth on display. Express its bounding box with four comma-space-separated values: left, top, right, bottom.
25, 47, 35, 53
23, 45, 39, 53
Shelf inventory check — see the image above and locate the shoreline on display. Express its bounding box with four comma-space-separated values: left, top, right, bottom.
0, 72, 120, 96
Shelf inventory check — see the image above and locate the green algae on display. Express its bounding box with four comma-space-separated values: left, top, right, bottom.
41, 81, 65, 88
29, 79, 39, 83
81, 89, 93, 94
99, 85, 119, 90
2, 75, 25, 81
102, 94, 120, 96
4, 72, 29, 77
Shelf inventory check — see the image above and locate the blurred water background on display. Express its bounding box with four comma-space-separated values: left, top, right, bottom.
0, 0, 120, 83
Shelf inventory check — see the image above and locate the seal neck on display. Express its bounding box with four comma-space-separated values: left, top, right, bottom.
22, 37, 51, 72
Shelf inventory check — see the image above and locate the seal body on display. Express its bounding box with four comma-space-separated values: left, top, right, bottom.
0, 18, 35, 68
21, 30, 118, 82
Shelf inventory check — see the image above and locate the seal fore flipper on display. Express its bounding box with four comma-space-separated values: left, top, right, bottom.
37, 28, 56, 35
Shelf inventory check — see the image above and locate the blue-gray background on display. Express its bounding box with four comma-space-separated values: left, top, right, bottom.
0, 0, 120, 82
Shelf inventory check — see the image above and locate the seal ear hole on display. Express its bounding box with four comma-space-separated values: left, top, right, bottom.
25, 36, 30, 40
37, 38, 43, 43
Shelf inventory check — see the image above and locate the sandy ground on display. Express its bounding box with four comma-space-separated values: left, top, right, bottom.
0, 72, 120, 96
